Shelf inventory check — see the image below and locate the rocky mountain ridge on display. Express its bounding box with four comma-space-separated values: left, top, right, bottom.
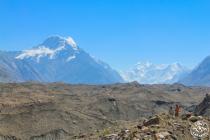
180, 56, 210, 86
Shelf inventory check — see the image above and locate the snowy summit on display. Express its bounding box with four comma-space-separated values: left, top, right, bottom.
16, 36, 79, 62
121, 61, 190, 84
4, 35, 124, 84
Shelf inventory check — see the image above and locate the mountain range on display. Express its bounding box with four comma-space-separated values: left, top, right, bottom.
0, 36, 123, 84
0, 35, 210, 86
120, 56, 210, 87
120, 62, 190, 84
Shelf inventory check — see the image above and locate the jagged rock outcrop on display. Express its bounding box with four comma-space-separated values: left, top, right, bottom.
194, 94, 210, 116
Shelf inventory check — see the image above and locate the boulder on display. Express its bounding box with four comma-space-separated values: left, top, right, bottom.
143, 116, 160, 126
188, 116, 202, 122
155, 132, 171, 140
181, 113, 192, 120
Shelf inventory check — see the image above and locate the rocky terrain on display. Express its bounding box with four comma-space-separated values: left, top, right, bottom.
0, 82, 208, 139
87, 113, 210, 140
77, 94, 210, 140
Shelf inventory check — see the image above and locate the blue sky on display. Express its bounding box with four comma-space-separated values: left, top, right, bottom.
0, 0, 210, 70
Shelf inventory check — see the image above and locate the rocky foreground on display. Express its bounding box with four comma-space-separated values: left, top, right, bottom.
79, 113, 209, 140
0, 82, 208, 140
79, 94, 210, 140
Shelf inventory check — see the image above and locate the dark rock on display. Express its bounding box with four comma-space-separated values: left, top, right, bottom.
153, 100, 172, 106
107, 97, 116, 102
188, 116, 202, 123
181, 113, 192, 120
143, 116, 160, 126
194, 94, 210, 116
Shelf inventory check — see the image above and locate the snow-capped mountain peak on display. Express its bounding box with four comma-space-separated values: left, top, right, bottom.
16, 36, 79, 62
121, 61, 190, 84
169, 62, 182, 70
40, 35, 78, 51
66, 37, 78, 51
135, 62, 152, 70
11, 35, 124, 84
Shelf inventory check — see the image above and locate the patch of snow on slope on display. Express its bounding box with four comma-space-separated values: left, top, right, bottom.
15, 45, 66, 62
66, 37, 78, 51
67, 55, 76, 62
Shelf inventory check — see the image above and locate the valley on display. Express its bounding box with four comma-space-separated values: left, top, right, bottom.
0, 82, 207, 139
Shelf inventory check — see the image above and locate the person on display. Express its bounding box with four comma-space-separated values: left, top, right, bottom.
175, 104, 181, 117
168, 106, 173, 116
